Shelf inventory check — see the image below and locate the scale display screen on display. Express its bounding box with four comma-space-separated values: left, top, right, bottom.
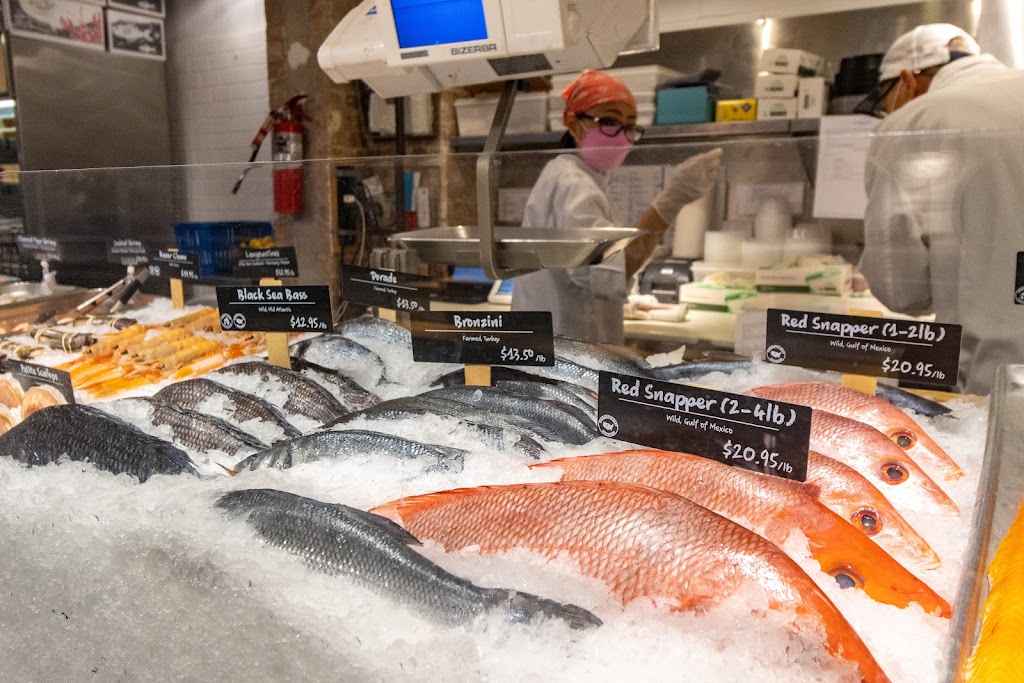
392, 0, 489, 49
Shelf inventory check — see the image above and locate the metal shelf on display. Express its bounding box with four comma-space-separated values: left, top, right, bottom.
451, 118, 822, 152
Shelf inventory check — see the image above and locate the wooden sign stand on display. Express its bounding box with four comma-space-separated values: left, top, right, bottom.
842, 308, 881, 395
261, 277, 291, 369
167, 248, 185, 310
465, 365, 492, 387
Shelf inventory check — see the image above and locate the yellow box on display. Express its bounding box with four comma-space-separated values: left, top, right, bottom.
715, 99, 757, 122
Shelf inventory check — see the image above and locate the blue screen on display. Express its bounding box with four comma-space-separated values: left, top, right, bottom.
392, 0, 488, 49
496, 279, 513, 294
452, 267, 493, 284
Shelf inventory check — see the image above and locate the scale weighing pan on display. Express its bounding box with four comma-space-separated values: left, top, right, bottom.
390, 226, 641, 272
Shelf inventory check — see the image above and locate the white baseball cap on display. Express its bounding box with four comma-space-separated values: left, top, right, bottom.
878, 23, 980, 81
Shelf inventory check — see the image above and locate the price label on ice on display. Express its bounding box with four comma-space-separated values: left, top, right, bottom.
215, 285, 333, 333
596, 372, 810, 481
765, 308, 962, 386
232, 247, 300, 280
106, 239, 148, 267
409, 311, 554, 366
146, 249, 201, 282
341, 265, 431, 313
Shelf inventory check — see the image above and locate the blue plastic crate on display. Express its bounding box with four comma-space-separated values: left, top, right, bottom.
173, 221, 273, 276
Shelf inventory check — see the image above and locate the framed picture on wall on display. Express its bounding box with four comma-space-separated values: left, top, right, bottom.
2, 0, 105, 50
106, 9, 164, 61
107, 0, 162, 18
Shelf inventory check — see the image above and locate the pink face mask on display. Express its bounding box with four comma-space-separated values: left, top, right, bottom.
578, 128, 633, 172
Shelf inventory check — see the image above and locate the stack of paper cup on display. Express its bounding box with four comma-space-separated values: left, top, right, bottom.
754, 197, 792, 242
703, 231, 743, 265
672, 192, 713, 259
741, 239, 784, 268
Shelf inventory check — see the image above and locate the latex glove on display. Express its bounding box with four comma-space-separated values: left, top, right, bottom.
651, 148, 723, 223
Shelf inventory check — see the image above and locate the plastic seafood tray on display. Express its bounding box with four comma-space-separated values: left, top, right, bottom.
944, 364, 1024, 682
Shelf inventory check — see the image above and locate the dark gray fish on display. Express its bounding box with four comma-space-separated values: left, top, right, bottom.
482, 380, 597, 425
554, 336, 655, 377
330, 396, 545, 459
211, 362, 350, 427
653, 360, 755, 381
338, 316, 412, 349
291, 335, 387, 388
510, 358, 601, 392
0, 404, 197, 482
154, 378, 301, 441
235, 429, 466, 473
217, 489, 600, 629
431, 366, 598, 406
290, 357, 382, 413
876, 384, 953, 417
423, 387, 599, 445
102, 397, 268, 457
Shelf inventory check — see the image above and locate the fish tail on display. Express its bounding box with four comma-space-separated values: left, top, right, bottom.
486, 588, 602, 630
216, 463, 237, 477
371, 485, 509, 523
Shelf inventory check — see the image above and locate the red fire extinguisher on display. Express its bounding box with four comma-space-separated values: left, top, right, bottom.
232, 94, 310, 214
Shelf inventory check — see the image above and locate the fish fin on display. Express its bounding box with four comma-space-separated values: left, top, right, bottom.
371, 486, 508, 523
217, 463, 237, 477
342, 506, 423, 546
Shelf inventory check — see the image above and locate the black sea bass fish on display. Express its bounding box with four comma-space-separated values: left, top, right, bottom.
217, 488, 601, 630
0, 404, 198, 482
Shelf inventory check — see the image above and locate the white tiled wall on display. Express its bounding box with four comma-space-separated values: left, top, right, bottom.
166, 0, 273, 222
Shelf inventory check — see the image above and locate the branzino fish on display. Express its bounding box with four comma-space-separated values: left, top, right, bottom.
810, 409, 958, 515
103, 397, 268, 456
509, 358, 601, 392
422, 386, 599, 445
211, 362, 350, 426
217, 489, 600, 629
372, 482, 890, 682
153, 378, 301, 442
0, 404, 197, 482
291, 335, 387, 388
432, 367, 598, 407
290, 357, 381, 413
329, 396, 546, 459
235, 429, 466, 473
752, 382, 962, 481
874, 384, 952, 417
652, 360, 755, 381
338, 316, 412, 349
533, 449, 949, 616
553, 336, 656, 377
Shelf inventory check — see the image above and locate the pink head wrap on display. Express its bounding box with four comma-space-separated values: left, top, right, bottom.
562, 70, 636, 127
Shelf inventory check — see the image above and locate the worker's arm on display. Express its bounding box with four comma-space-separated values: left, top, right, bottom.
625, 148, 724, 280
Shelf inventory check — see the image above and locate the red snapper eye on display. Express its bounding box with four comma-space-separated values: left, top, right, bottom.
881, 463, 908, 484
828, 565, 864, 590
852, 509, 882, 535
891, 430, 917, 449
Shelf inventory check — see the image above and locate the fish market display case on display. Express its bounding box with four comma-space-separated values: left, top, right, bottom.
0, 128, 1021, 682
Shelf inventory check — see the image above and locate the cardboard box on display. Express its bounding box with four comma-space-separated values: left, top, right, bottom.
759, 48, 825, 76
754, 73, 799, 99
798, 77, 829, 119
715, 98, 757, 122
756, 98, 798, 120
678, 282, 757, 313
655, 86, 715, 124
754, 263, 853, 296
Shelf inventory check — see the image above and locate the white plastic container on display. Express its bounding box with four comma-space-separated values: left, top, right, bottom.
702, 231, 743, 265
455, 92, 549, 136
721, 219, 754, 239
672, 191, 713, 259
741, 239, 785, 268
753, 197, 792, 241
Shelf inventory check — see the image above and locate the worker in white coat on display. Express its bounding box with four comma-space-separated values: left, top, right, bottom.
858, 24, 1024, 394
512, 70, 721, 344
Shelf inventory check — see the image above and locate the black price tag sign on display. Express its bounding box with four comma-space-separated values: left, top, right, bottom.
107, 239, 148, 267
233, 247, 300, 280
410, 311, 554, 366
9, 360, 75, 405
341, 265, 431, 313
147, 249, 201, 281
1015, 252, 1024, 305
597, 371, 810, 481
216, 285, 333, 333
16, 236, 62, 262
765, 308, 962, 386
